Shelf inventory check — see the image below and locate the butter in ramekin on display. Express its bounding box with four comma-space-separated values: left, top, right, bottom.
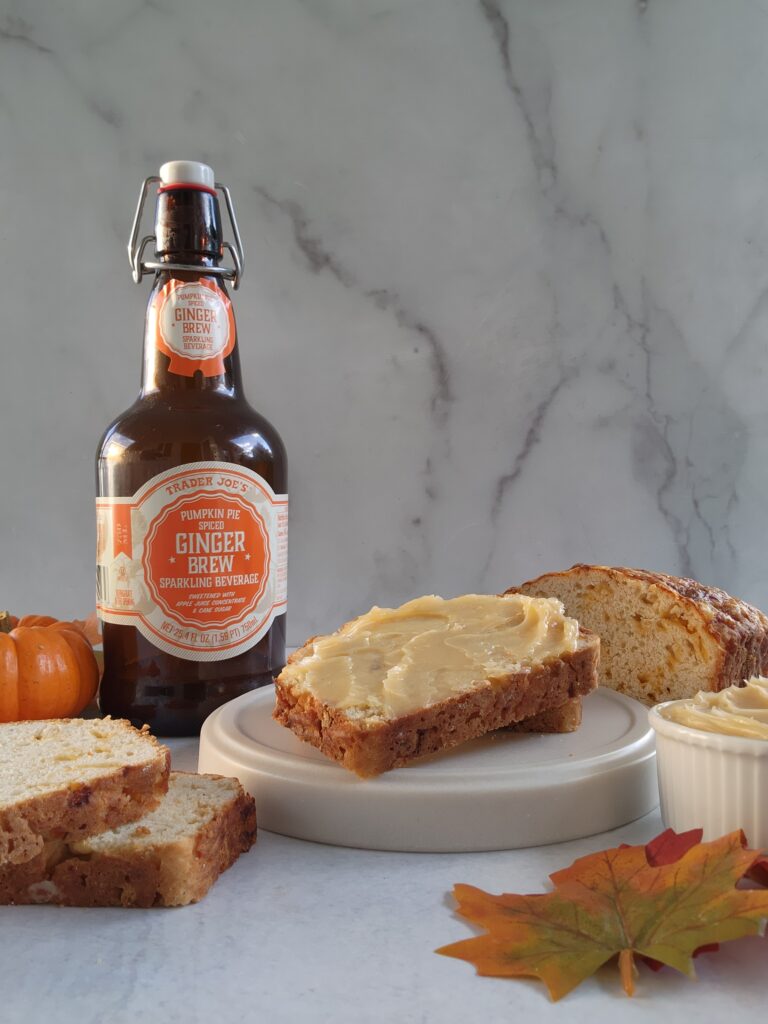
660, 676, 768, 740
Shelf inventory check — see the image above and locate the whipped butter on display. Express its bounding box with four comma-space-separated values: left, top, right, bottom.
281, 593, 580, 721
660, 677, 768, 739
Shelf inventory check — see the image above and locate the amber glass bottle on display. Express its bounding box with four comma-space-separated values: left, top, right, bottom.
96, 161, 287, 736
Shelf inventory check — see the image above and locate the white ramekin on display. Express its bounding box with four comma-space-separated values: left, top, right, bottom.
649, 701, 768, 848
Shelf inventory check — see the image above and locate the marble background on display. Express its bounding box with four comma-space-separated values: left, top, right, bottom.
1, 0, 767, 643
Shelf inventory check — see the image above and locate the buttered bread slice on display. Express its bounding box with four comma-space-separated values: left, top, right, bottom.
274, 594, 599, 777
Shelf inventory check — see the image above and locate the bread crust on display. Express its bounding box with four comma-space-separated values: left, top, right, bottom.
516, 565, 768, 697
0, 721, 170, 866
274, 634, 599, 777
159, 780, 257, 906
0, 774, 257, 907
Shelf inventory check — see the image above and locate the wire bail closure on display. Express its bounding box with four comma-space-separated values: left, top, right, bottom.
127, 175, 245, 289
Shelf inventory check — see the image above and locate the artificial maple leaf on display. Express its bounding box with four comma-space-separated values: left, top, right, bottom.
436, 831, 768, 1001
628, 828, 718, 970
70, 612, 102, 646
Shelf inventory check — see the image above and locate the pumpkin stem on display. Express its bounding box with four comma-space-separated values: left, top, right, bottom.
0, 612, 12, 634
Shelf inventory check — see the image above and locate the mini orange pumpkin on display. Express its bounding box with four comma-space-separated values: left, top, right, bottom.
0, 612, 100, 722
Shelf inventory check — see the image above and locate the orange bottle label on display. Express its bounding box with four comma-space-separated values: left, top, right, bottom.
149, 278, 236, 377
97, 463, 288, 661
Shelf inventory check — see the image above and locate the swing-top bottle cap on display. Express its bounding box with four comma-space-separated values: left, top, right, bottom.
159, 160, 215, 190
129, 162, 243, 287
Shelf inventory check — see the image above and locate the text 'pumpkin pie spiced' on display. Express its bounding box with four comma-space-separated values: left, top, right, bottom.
273, 594, 599, 777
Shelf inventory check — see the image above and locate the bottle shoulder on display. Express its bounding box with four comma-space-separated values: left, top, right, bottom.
100, 393, 281, 445
96, 394, 287, 489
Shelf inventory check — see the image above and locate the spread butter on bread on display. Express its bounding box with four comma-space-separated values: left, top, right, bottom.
274, 593, 599, 777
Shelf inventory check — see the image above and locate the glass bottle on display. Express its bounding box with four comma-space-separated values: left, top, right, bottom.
96, 160, 287, 735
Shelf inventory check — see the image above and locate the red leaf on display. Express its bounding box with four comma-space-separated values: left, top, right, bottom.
644, 827, 703, 866
746, 856, 768, 887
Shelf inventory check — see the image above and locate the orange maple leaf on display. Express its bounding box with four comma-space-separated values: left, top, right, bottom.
436, 831, 768, 1001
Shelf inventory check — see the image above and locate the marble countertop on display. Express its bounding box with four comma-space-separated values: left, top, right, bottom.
1, 739, 766, 1024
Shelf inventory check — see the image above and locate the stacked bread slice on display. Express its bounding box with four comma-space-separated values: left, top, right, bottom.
0, 718, 256, 907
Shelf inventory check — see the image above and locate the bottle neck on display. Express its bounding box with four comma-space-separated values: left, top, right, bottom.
140, 187, 244, 398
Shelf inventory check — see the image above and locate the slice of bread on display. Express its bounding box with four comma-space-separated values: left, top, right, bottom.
0, 772, 257, 907
0, 718, 170, 866
503, 696, 582, 733
516, 565, 768, 705
274, 594, 599, 777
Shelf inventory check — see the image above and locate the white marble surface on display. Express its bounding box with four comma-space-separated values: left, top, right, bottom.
0, 738, 765, 1024
2, 0, 768, 643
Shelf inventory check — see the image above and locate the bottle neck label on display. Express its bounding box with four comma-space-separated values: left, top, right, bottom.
97, 462, 288, 661
149, 277, 235, 377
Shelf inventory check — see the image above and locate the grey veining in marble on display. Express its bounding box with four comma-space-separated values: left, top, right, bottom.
1, 0, 767, 643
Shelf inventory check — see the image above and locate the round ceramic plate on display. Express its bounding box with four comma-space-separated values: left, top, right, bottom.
198, 686, 657, 852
